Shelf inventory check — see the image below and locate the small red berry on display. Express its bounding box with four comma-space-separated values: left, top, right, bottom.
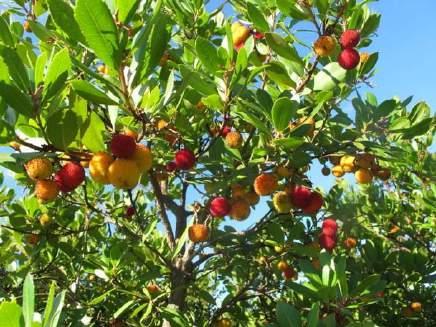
126, 206, 136, 217
54, 162, 85, 193
210, 197, 231, 217
166, 161, 177, 172
319, 233, 337, 251
110, 134, 136, 158
322, 218, 338, 236
302, 192, 323, 214
175, 149, 196, 170
253, 31, 264, 39
220, 125, 232, 137
290, 185, 312, 209
339, 30, 361, 49
338, 48, 360, 70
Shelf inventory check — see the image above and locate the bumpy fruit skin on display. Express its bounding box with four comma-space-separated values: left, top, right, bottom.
302, 192, 323, 214
355, 168, 373, 184
89, 152, 113, 184
108, 159, 141, 189
245, 191, 260, 205
319, 233, 337, 251
290, 185, 312, 208
355, 153, 374, 169
146, 283, 160, 294
273, 191, 292, 213
275, 166, 292, 178
25, 158, 53, 181
375, 168, 391, 181
55, 162, 85, 192
225, 131, 243, 148
340, 155, 356, 172
339, 30, 360, 49
175, 149, 196, 170
229, 199, 251, 221
166, 161, 177, 172
277, 260, 289, 272
210, 197, 231, 217
283, 267, 296, 280
110, 134, 136, 158
27, 234, 39, 245
39, 213, 52, 226
126, 206, 136, 217
344, 237, 357, 249
216, 318, 232, 327
231, 22, 251, 48
322, 218, 338, 236
132, 144, 153, 172
35, 180, 59, 202
123, 128, 138, 140
231, 184, 246, 199
314, 35, 336, 57
338, 48, 360, 70
188, 224, 209, 242
254, 173, 278, 196
410, 302, 422, 312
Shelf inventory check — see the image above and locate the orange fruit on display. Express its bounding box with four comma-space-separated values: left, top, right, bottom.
188, 224, 209, 242
254, 173, 278, 196
35, 180, 59, 202
355, 168, 373, 184
25, 158, 53, 181
313, 35, 336, 57
229, 199, 250, 221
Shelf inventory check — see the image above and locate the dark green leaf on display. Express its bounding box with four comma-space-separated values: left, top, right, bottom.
265, 33, 301, 64
46, 110, 79, 149
0, 17, 14, 47
273, 137, 305, 150
276, 302, 301, 327
196, 37, 224, 73
47, 0, 86, 44
71, 80, 118, 105
272, 98, 298, 131
0, 82, 33, 117
22, 274, 34, 327
247, 3, 269, 32
0, 46, 30, 91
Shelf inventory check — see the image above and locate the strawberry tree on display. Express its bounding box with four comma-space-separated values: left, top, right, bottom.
0, 0, 434, 326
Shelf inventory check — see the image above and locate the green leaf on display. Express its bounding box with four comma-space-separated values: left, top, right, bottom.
44, 49, 71, 100
272, 98, 298, 131
352, 274, 380, 295
180, 65, 216, 95
247, 3, 269, 32
360, 52, 378, 75
0, 17, 14, 47
42, 282, 56, 327
265, 62, 296, 87
45, 290, 66, 327
47, 0, 85, 43
159, 307, 189, 327
276, 0, 310, 20
276, 302, 301, 327
314, 63, 346, 91
46, 110, 79, 150
71, 80, 118, 105
113, 300, 134, 318
75, 0, 121, 69
88, 289, 115, 305
23, 274, 34, 327
409, 101, 430, 125
196, 37, 224, 73
34, 52, 48, 87
82, 112, 106, 152
265, 33, 301, 64
0, 302, 23, 327
0, 46, 30, 91
273, 137, 305, 150
0, 82, 33, 117
116, 0, 140, 24
307, 302, 320, 327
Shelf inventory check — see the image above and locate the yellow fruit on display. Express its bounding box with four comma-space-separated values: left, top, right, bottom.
188, 224, 209, 242
108, 159, 141, 189
146, 283, 160, 294
229, 199, 250, 221
355, 168, 373, 184
355, 153, 374, 169
410, 302, 422, 312
245, 191, 260, 206
25, 158, 53, 181
216, 318, 232, 327
231, 22, 251, 48
332, 165, 345, 177
274, 245, 284, 254
275, 166, 292, 178
35, 180, 59, 202
39, 213, 52, 226
97, 65, 109, 74
157, 119, 169, 130
360, 52, 370, 64
313, 35, 336, 57
277, 260, 289, 272
132, 144, 153, 172
231, 184, 246, 199
89, 152, 114, 184
273, 191, 292, 213
23, 20, 32, 32
254, 173, 278, 196
225, 131, 243, 148
340, 155, 356, 172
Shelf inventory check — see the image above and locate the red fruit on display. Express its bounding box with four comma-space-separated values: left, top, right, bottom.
290, 185, 312, 208
175, 149, 196, 170
253, 31, 264, 39
338, 48, 360, 70
322, 218, 338, 236
55, 162, 85, 192
319, 233, 337, 251
302, 192, 323, 214
283, 267, 296, 280
340, 30, 360, 49
210, 197, 231, 217
166, 161, 177, 172
126, 206, 136, 217
110, 134, 136, 158
220, 125, 232, 137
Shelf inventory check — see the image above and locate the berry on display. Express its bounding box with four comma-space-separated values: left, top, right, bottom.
39, 213, 52, 226
302, 192, 323, 214
244, 191, 260, 205
216, 318, 232, 327
108, 159, 141, 189
210, 197, 231, 217
35, 180, 59, 202
146, 283, 160, 294
338, 48, 360, 70
89, 152, 113, 184
229, 199, 251, 221
231, 184, 246, 199
253, 173, 278, 196
55, 162, 85, 192
188, 224, 209, 243
322, 218, 338, 236
290, 185, 312, 208
344, 237, 357, 249
277, 260, 289, 272
410, 302, 422, 313
166, 161, 177, 172
355, 153, 375, 169
375, 168, 391, 181
25, 158, 53, 181
132, 144, 153, 172
339, 30, 360, 49
126, 206, 136, 217
355, 168, 373, 184
231, 22, 251, 48
123, 128, 138, 140
314, 35, 336, 57
273, 191, 292, 213
175, 149, 196, 170
340, 155, 356, 172
275, 166, 292, 178
225, 131, 243, 148
283, 266, 296, 280
27, 234, 39, 245
110, 134, 136, 158
220, 125, 232, 137
319, 233, 337, 251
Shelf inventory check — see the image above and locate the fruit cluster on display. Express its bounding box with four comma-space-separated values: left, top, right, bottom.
327, 153, 391, 184
319, 218, 338, 251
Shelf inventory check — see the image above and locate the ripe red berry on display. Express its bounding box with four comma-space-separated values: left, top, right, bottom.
319, 233, 337, 251
290, 185, 312, 208
220, 125, 232, 137
166, 161, 177, 172
175, 149, 196, 170
340, 30, 360, 49
110, 134, 136, 158
126, 206, 136, 217
338, 48, 360, 70
302, 192, 323, 214
253, 31, 264, 39
210, 197, 231, 217
55, 162, 85, 192
322, 218, 338, 236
